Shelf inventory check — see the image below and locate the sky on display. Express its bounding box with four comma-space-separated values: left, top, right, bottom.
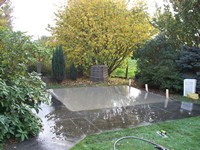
12, 0, 67, 39
11, 0, 164, 39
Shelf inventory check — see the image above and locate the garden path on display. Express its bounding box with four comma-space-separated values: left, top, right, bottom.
6, 86, 200, 150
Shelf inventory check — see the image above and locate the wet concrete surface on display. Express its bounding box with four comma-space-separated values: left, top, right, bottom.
6, 86, 200, 150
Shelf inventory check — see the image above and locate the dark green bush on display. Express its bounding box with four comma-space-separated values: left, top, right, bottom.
77, 65, 85, 77
52, 45, 66, 83
70, 63, 77, 80
42, 62, 52, 76
27, 63, 51, 76
27, 63, 37, 73
176, 46, 200, 93
0, 28, 49, 142
134, 34, 182, 92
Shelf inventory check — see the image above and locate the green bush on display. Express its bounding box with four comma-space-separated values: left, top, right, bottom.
0, 74, 47, 141
134, 34, 182, 91
111, 59, 137, 78
27, 62, 52, 76
52, 45, 66, 83
177, 46, 200, 93
77, 65, 84, 77
42, 62, 52, 76
70, 63, 77, 80
0, 28, 49, 142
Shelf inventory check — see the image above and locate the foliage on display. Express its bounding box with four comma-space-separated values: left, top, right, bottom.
176, 46, 200, 93
0, 28, 39, 78
111, 59, 137, 78
153, 0, 200, 47
149, 0, 199, 92
52, 45, 66, 83
0, 28, 49, 142
0, 0, 12, 28
27, 62, 52, 76
27, 36, 54, 76
134, 34, 182, 91
50, 0, 156, 75
70, 63, 77, 80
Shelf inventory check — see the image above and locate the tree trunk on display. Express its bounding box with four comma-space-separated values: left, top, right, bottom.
125, 64, 128, 79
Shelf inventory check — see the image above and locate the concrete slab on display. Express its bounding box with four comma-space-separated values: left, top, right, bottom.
48, 86, 167, 111
6, 86, 200, 150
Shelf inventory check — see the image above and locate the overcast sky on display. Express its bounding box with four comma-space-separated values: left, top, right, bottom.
11, 0, 163, 39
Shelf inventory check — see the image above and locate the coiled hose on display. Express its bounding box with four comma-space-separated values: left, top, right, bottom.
114, 136, 168, 150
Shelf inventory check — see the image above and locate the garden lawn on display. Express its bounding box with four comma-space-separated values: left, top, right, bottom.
71, 116, 200, 150
111, 59, 137, 78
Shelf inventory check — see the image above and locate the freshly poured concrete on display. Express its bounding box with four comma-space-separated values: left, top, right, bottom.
48, 86, 166, 111
6, 86, 200, 150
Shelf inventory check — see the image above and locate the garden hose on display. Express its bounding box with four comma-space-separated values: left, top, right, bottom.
113, 136, 168, 150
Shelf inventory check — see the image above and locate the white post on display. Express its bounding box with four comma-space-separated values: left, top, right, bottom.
129, 79, 131, 86
166, 89, 169, 99
145, 84, 148, 92
164, 99, 169, 108
144, 92, 148, 100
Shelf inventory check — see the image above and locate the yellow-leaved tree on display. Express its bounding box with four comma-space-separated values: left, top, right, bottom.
50, 0, 156, 75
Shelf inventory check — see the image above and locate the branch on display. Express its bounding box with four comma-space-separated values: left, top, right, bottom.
0, 0, 6, 6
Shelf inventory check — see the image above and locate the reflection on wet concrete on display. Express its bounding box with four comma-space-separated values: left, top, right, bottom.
48, 86, 166, 111
6, 86, 200, 150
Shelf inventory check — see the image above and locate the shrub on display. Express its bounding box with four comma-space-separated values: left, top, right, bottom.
27, 63, 52, 76
0, 73, 48, 142
41, 62, 52, 76
52, 45, 66, 83
0, 28, 49, 142
176, 46, 200, 93
70, 63, 77, 80
77, 65, 84, 77
134, 34, 182, 92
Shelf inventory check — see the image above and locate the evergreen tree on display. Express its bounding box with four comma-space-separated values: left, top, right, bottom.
134, 34, 182, 91
177, 46, 200, 93
52, 45, 66, 83
70, 63, 77, 80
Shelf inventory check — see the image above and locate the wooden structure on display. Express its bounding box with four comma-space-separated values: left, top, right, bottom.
90, 65, 108, 82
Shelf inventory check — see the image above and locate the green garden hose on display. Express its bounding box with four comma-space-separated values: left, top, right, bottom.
114, 136, 168, 150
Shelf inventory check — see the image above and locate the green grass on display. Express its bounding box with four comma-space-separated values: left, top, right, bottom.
71, 116, 200, 150
111, 59, 137, 78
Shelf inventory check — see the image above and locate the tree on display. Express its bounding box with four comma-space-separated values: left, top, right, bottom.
134, 34, 182, 91
30, 36, 54, 76
0, 0, 12, 28
153, 0, 200, 47
70, 63, 77, 80
176, 46, 200, 93
50, 0, 156, 75
52, 45, 66, 82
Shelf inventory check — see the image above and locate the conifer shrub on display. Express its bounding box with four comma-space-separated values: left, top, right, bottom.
52, 45, 66, 83
134, 34, 182, 92
70, 63, 77, 80
177, 46, 200, 93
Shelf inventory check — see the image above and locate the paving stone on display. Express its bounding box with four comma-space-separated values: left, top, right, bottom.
6, 86, 200, 150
